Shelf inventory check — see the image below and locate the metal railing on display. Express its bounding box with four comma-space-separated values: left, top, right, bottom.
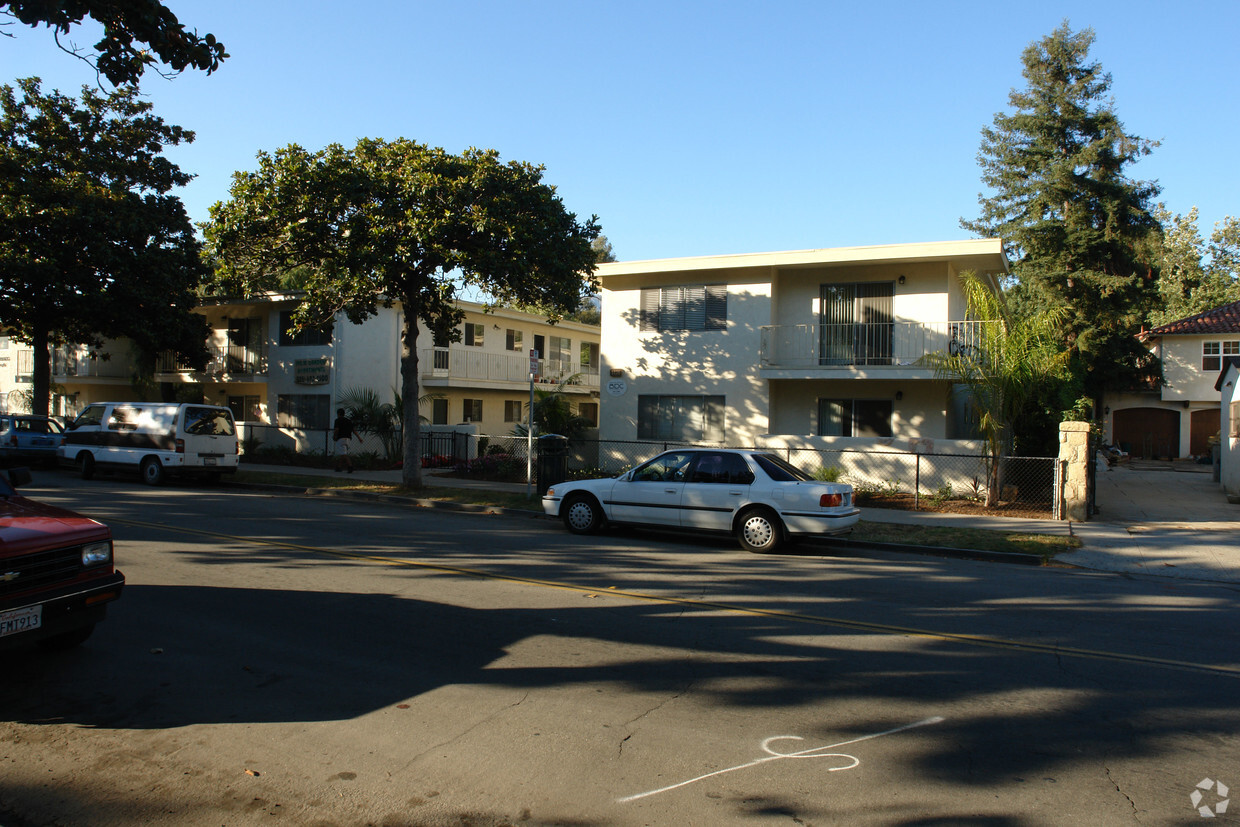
419, 347, 600, 387
158, 344, 269, 376
759, 320, 995, 369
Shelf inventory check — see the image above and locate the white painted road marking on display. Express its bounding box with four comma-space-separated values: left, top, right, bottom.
617, 715, 946, 803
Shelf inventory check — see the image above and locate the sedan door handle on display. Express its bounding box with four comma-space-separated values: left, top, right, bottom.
664, 488, 677, 494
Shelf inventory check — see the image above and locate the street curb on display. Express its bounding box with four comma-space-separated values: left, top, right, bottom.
226, 479, 1050, 566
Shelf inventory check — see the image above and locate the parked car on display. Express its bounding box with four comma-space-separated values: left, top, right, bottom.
542, 448, 860, 552
0, 467, 124, 651
0, 414, 64, 465
59, 402, 239, 485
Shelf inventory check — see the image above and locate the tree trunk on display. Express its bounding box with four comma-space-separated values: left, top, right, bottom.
400, 307, 423, 487
31, 325, 51, 418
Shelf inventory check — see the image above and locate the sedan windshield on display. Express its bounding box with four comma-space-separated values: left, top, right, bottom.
752, 453, 814, 482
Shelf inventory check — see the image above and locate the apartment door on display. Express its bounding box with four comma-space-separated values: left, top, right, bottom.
227, 317, 262, 373
819, 283, 893, 365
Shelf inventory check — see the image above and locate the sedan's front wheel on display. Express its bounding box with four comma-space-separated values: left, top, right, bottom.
736, 507, 784, 553
563, 494, 604, 535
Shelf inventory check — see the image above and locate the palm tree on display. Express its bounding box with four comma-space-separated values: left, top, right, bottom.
922, 272, 1069, 506
512, 375, 593, 440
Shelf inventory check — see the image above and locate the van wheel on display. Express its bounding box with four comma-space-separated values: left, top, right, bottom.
77, 452, 95, 481
141, 457, 165, 486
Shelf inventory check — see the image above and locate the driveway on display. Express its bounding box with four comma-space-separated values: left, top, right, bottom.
1064, 460, 1240, 582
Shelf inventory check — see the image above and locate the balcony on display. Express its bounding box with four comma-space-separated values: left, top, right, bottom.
49, 348, 136, 379
420, 347, 600, 389
759, 321, 993, 373
158, 344, 269, 377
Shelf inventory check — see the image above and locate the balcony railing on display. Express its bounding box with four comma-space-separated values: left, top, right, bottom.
158, 344, 269, 376
50, 348, 137, 379
420, 347, 600, 388
759, 321, 994, 369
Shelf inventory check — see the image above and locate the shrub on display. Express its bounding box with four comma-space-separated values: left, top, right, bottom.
812, 465, 842, 482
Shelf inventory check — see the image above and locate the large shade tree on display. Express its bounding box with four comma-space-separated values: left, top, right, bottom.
963, 22, 1163, 410
2, 1, 227, 86
0, 77, 209, 417
204, 139, 600, 486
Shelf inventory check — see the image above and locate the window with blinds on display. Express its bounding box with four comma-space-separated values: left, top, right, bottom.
640, 285, 727, 331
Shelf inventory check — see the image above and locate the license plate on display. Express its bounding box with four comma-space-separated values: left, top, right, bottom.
204, 457, 217, 466
0, 605, 42, 638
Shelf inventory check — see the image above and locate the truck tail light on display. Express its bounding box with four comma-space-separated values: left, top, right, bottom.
175, 438, 185, 454
820, 493, 843, 508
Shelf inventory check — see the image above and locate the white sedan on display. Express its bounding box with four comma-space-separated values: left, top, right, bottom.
542, 448, 860, 553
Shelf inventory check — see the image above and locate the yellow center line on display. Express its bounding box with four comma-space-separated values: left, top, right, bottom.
112, 517, 1240, 679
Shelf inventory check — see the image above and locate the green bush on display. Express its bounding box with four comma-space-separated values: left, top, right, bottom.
812, 465, 842, 482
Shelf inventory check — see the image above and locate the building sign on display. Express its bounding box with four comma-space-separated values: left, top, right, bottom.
606, 378, 627, 397
294, 357, 330, 386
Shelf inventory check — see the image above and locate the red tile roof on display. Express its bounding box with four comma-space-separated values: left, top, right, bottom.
1141, 300, 1240, 339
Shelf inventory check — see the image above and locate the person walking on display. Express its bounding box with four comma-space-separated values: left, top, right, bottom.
333, 408, 354, 473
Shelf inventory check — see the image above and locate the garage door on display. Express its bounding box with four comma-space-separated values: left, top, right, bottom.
1190, 409, 1221, 458
1113, 408, 1180, 459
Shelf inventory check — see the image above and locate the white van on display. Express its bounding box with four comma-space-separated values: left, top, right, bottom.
59, 402, 239, 485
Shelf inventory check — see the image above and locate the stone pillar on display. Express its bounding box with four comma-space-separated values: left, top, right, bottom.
1058, 421, 1092, 521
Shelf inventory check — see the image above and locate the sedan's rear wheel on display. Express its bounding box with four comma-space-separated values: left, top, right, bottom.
563, 494, 603, 535
736, 507, 784, 553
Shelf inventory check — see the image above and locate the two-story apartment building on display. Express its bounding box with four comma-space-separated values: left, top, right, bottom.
1104, 299, 1240, 460
597, 239, 1008, 451
1, 298, 600, 451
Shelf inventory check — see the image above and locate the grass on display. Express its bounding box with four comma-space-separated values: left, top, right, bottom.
230, 469, 1080, 562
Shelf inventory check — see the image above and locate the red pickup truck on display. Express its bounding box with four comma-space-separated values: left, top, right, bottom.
0, 467, 124, 650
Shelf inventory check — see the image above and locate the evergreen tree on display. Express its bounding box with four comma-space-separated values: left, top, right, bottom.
963, 22, 1163, 407
1150, 205, 1240, 325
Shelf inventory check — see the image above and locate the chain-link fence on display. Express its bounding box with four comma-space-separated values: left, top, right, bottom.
235, 424, 1056, 513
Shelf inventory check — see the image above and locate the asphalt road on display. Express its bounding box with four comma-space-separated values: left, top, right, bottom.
2, 471, 1239, 826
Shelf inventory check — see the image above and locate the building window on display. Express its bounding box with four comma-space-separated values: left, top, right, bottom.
504, 400, 522, 423
637, 395, 725, 442
277, 394, 330, 429
1203, 340, 1239, 372
431, 398, 448, 425
463, 398, 482, 423
580, 342, 599, 373
506, 329, 523, 351
228, 395, 263, 422
640, 285, 727, 332
817, 398, 893, 437
279, 311, 333, 347
464, 323, 484, 347
578, 401, 599, 427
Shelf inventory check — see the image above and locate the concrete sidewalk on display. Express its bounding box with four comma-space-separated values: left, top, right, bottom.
238, 461, 1240, 584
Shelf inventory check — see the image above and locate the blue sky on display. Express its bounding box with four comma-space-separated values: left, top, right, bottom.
3, 1, 1237, 262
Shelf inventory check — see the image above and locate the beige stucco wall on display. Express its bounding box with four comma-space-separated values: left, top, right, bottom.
600, 276, 772, 445
1150, 335, 1234, 402
767, 379, 947, 437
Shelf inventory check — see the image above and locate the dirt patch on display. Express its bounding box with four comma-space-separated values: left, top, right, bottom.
857, 492, 1052, 520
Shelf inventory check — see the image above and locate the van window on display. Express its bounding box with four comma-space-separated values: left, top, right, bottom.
108, 407, 143, 431
72, 405, 106, 429
184, 406, 235, 436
